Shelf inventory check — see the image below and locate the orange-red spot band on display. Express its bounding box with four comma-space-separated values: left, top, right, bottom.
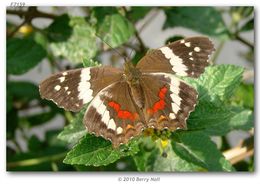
147, 86, 168, 114
108, 101, 138, 121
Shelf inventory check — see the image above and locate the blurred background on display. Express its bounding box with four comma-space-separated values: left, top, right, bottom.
6, 6, 254, 171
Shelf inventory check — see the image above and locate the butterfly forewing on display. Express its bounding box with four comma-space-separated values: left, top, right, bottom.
39, 66, 123, 112
136, 37, 215, 77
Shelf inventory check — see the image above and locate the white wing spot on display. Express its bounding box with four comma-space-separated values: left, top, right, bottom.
64, 86, 68, 91
116, 127, 123, 134
185, 42, 191, 47
59, 76, 65, 83
189, 52, 193, 56
189, 57, 194, 61
194, 47, 201, 52
54, 85, 61, 91
169, 113, 176, 119
180, 39, 185, 43
67, 91, 71, 95
108, 119, 116, 130
62, 72, 68, 76
102, 110, 110, 126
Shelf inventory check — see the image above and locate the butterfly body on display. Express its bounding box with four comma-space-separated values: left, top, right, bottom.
39, 37, 215, 147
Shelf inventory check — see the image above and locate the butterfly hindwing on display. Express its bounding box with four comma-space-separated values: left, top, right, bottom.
39, 66, 123, 112
136, 37, 215, 77
140, 73, 197, 130
84, 81, 145, 147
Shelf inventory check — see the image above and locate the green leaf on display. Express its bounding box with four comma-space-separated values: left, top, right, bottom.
50, 16, 97, 63
20, 111, 57, 127
7, 38, 46, 75
58, 109, 86, 144
230, 83, 254, 109
165, 35, 184, 44
28, 135, 44, 152
7, 89, 13, 113
98, 14, 135, 48
7, 81, 40, 103
63, 134, 139, 166
82, 58, 100, 68
90, 7, 119, 25
127, 7, 152, 22
188, 102, 253, 136
163, 7, 228, 38
172, 131, 234, 171
184, 65, 253, 136
240, 18, 254, 32
46, 14, 72, 42
133, 137, 201, 172
231, 7, 254, 21
7, 108, 18, 139
185, 65, 244, 104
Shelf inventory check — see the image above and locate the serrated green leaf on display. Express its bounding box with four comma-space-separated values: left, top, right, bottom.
82, 58, 100, 68
58, 109, 86, 144
133, 137, 201, 172
188, 102, 253, 136
46, 14, 72, 42
163, 7, 228, 38
98, 14, 135, 48
185, 65, 244, 104
63, 134, 139, 166
240, 18, 254, 32
7, 38, 46, 75
230, 83, 254, 109
172, 131, 234, 171
50, 16, 97, 63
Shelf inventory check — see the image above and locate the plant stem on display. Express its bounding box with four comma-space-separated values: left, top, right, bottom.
223, 135, 254, 165
235, 34, 254, 50
134, 31, 146, 53
7, 8, 56, 19
7, 152, 67, 168
12, 139, 22, 153
7, 20, 27, 38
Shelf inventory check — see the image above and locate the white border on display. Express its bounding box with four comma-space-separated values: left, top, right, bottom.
1, 0, 258, 186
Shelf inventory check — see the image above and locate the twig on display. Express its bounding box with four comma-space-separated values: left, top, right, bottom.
223, 136, 254, 165
7, 7, 56, 20
7, 152, 67, 168
134, 31, 146, 53
7, 7, 56, 38
235, 34, 254, 50
7, 20, 27, 38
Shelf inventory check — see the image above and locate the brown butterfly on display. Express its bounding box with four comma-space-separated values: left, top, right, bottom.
39, 37, 215, 147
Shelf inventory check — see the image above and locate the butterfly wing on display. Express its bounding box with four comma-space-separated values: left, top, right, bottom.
136, 37, 215, 77
140, 73, 197, 130
39, 66, 123, 112
84, 81, 145, 147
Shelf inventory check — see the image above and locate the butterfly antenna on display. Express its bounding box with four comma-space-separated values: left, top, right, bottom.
95, 33, 129, 62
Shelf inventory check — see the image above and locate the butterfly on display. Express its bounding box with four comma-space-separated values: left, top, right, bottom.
39, 37, 215, 148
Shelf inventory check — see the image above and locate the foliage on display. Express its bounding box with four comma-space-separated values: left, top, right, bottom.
6, 6, 254, 172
